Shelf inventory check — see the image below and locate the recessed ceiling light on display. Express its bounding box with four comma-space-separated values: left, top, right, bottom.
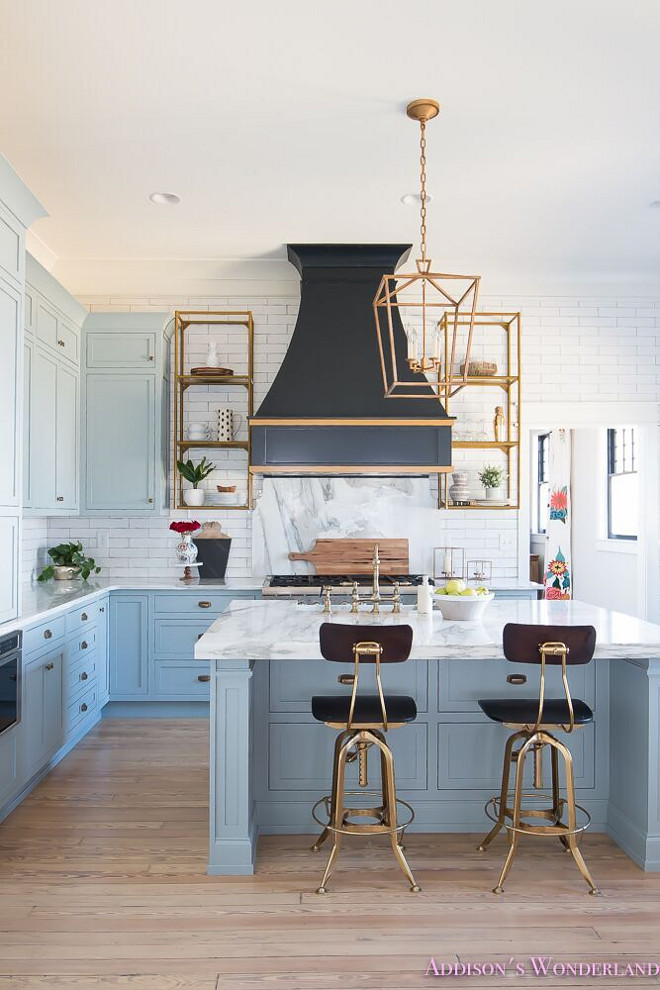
401, 192, 433, 206
651, 200, 660, 209
148, 192, 181, 205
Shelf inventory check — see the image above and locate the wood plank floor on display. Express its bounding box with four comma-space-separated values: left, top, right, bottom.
1, 719, 659, 989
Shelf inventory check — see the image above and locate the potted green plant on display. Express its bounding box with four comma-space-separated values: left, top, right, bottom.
38, 542, 101, 582
478, 465, 504, 501
177, 456, 216, 506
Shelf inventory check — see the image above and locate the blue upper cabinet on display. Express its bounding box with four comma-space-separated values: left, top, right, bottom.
81, 313, 171, 514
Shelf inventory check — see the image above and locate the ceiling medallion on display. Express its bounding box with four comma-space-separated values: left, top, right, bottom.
373, 99, 481, 399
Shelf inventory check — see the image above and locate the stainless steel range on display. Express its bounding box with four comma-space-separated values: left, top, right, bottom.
262, 574, 433, 597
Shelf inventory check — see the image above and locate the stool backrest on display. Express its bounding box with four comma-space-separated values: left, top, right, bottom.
319, 623, 413, 664
503, 624, 596, 665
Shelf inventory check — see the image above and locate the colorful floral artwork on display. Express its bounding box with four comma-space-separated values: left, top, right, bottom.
549, 486, 568, 524
545, 547, 571, 599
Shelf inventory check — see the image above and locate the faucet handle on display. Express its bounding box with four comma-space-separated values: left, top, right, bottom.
392, 581, 401, 614
322, 585, 332, 613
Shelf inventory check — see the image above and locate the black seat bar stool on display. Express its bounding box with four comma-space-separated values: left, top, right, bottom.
477, 623, 600, 895
310, 622, 421, 894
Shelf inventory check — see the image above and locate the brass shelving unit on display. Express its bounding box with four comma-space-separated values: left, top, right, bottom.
439, 312, 521, 510
173, 311, 254, 510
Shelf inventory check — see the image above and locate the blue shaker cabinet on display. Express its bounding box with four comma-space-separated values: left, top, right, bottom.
22, 646, 65, 778
109, 595, 149, 698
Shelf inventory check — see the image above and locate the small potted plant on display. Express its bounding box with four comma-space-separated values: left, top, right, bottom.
478, 464, 504, 501
37, 542, 101, 582
176, 456, 216, 506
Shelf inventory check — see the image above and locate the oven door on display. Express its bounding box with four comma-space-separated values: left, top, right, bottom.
0, 653, 20, 735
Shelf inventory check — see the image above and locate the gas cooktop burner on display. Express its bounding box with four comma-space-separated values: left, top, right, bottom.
265, 574, 433, 593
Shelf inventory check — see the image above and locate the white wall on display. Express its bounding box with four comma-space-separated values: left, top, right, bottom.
20, 288, 660, 590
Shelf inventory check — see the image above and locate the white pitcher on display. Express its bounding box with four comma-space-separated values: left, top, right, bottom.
217, 407, 243, 442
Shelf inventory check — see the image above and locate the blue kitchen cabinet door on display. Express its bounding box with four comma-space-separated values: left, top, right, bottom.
0, 516, 19, 624
109, 595, 149, 698
0, 276, 21, 508
23, 647, 65, 777
96, 596, 110, 705
84, 374, 156, 512
0, 724, 21, 808
30, 348, 79, 512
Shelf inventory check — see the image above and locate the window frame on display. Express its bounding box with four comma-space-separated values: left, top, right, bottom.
607, 427, 638, 542
536, 432, 550, 535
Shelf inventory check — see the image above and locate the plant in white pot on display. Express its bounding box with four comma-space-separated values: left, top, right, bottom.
478, 465, 504, 501
177, 457, 215, 506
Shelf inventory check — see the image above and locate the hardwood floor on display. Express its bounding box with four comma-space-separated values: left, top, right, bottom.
1, 720, 659, 989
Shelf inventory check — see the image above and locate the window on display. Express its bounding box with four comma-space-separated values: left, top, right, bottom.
607, 428, 638, 540
537, 433, 550, 534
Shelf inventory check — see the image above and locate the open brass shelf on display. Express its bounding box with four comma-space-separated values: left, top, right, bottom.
173, 311, 254, 510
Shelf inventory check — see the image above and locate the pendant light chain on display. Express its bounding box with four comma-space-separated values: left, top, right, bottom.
419, 119, 427, 262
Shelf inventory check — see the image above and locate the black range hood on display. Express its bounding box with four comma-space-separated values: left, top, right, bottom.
249, 244, 454, 475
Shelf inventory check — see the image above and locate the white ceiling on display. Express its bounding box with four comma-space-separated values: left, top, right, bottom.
2, 0, 659, 292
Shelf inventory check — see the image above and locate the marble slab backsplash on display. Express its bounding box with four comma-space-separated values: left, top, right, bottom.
252, 477, 518, 578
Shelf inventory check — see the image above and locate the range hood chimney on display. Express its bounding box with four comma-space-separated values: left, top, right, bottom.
249, 244, 454, 475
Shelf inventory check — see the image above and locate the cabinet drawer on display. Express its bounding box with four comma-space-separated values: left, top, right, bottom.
66, 602, 100, 634
66, 654, 97, 700
268, 722, 428, 791
68, 628, 97, 661
153, 619, 211, 658
86, 332, 156, 368
152, 661, 211, 698
437, 721, 595, 790
269, 659, 428, 714
23, 616, 66, 656
66, 684, 98, 733
438, 659, 596, 713
152, 594, 236, 616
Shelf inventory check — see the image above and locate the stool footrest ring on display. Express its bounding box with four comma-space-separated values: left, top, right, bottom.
312, 790, 415, 837
485, 792, 591, 838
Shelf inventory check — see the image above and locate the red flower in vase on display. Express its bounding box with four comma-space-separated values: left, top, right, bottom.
169, 521, 200, 535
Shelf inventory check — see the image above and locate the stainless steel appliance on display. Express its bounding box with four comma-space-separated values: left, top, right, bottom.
0, 630, 21, 736
262, 574, 433, 597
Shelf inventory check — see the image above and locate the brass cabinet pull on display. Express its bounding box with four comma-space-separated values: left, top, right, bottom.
57, 339, 65, 347
198, 601, 212, 608
43, 629, 53, 639
56, 496, 64, 502
80, 672, 88, 681
99, 606, 105, 613
45, 663, 54, 671
80, 703, 88, 712
81, 641, 88, 650
338, 674, 355, 685
507, 674, 527, 685
81, 612, 88, 621
197, 674, 211, 683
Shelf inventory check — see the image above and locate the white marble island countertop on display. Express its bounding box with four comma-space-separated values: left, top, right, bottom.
195, 598, 660, 662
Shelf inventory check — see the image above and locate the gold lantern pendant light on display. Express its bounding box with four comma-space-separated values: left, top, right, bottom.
373, 99, 481, 399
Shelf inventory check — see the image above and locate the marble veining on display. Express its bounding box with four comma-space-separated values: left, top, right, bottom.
195, 598, 660, 662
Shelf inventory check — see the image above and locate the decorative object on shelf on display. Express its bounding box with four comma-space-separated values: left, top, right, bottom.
187, 423, 210, 441
174, 311, 254, 510
460, 360, 497, 377
448, 470, 472, 506
216, 484, 237, 506
433, 546, 465, 580
467, 559, 493, 582
493, 406, 505, 443
169, 520, 201, 580
205, 341, 220, 368
37, 542, 101, 583
176, 456, 216, 507
194, 522, 232, 579
373, 98, 480, 398
217, 407, 243, 442
478, 465, 504, 500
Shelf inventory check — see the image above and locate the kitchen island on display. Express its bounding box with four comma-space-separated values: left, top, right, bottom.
195, 598, 660, 876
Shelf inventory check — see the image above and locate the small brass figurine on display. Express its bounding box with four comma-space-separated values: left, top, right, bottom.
493, 405, 505, 442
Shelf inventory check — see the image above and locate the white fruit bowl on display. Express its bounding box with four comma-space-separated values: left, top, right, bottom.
433, 592, 495, 621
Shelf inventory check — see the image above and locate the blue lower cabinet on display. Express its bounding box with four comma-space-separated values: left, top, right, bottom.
109, 595, 149, 698
96, 596, 110, 705
22, 647, 65, 778
0, 724, 21, 806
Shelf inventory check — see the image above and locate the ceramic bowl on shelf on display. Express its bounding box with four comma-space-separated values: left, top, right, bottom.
433, 592, 494, 621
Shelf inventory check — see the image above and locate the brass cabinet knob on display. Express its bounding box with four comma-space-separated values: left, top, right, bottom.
507, 674, 527, 685
81, 612, 88, 621
44, 629, 52, 639
80, 703, 88, 712
80, 672, 88, 681
198, 601, 212, 609
45, 663, 54, 671
81, 641, 88, 650
57, 339, 65, 347
148, 497, 154, 503
197, 674, 211, 683
338, 674, 355, 685
56, 496, 64, 502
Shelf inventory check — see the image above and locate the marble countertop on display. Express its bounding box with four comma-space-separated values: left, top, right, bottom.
195, 598, 660, 663
0, 577, 265, 637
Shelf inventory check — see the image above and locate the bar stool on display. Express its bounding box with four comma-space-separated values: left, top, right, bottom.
477, 623, 600, 895
310, 622, 421, 894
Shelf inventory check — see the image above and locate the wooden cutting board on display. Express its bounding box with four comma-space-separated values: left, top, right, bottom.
288, 538, 409, 575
